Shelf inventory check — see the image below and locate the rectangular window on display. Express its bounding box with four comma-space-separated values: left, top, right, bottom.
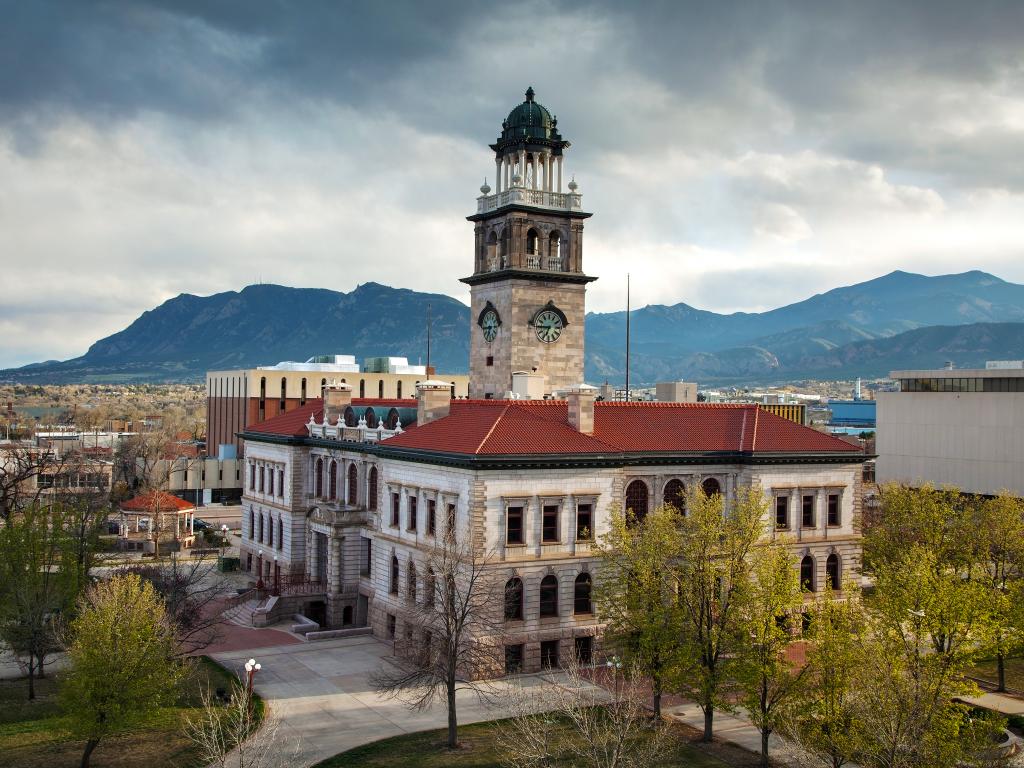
505, 644, 524, 674
827, 494, 840, 526
446, 503, 457, 542
506, 505, 524, 545
249, 464, 256, 490
267, 471, 273, 497
775, 496, 789, 529
486, 356, 494, 367
802, 495, 815, 527
427, 499, 436, 536
576, 503, 593, 541
277, 518, 283, 550
278, 469, 284, 497
360, 537, 372, 577
268, 517, 274, 547
542, 504, 559, 543
408, 495, 418, 531
391, 492, 400, 527
575, 636, 593, 665
540, 640, 559, 670
259, 467, 265, 493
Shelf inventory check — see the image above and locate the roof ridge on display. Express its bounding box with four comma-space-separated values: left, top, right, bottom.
475, 403, 512, 454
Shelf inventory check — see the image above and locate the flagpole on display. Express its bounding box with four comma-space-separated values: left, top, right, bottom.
625, 273, 631, 402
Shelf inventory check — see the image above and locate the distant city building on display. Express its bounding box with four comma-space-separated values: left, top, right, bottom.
759, 403, 808, 426
206, 358, 469, 456
655, 381, 698, 403
877, 363, 1024, 495
826, 399, 876, 433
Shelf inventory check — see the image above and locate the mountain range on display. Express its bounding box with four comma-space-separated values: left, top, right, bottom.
4, 270, 1024, 385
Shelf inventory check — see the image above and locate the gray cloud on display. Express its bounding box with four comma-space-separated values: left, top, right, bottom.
2, 0, 1024, 367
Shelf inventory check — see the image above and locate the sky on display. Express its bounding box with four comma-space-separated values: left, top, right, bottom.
2, 0, 1024, 368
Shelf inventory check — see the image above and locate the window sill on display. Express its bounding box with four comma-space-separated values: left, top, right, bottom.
505, 541, 527, 548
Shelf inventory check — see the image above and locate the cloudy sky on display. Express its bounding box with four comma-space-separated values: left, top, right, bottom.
2, 0, 1024, 368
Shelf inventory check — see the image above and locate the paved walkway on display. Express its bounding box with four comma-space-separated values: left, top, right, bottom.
212, 634, 568, 767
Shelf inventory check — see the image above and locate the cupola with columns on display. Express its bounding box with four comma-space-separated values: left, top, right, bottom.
463, 87, 595, 400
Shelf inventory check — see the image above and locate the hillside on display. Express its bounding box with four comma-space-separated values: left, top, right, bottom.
4, 270, 1024, 385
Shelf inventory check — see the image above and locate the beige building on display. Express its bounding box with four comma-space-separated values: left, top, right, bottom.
877, 364, 1024, 495
207, 359, 469, 456
235, 89, 867, 675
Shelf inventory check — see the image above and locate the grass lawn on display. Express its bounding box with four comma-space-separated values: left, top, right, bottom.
967, 657, 1024, 691
313, 716, 737, 768
0, 656, 241, 768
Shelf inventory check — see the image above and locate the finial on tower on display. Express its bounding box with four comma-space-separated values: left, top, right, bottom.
568, 176, 578, 192
525, 86, 535, 102
480, 178, 491, 195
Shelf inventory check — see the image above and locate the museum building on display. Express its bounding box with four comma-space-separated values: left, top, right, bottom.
237, 89, 867, 673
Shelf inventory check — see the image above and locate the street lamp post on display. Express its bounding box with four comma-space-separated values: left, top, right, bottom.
219, 523, 229, 570
256, 549, 264, 592
244, 658, 261, 694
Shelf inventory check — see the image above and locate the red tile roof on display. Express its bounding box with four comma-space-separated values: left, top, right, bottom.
244, 399, 416, 438
120, 491, 194, 512
245, 397, 862, 458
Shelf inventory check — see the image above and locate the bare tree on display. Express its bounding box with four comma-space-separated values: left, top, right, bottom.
0, 444, 66, 525
371, 536, 502, 748
495, 656, 665, 768
185, 682, 299, 768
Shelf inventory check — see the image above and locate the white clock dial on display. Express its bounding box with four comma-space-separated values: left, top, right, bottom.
534, 309, 563, 343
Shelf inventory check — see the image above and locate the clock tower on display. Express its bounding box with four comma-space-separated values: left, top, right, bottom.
462, 87, 595, 399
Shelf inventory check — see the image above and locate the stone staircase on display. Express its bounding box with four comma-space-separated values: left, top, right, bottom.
221, 598, 260, 627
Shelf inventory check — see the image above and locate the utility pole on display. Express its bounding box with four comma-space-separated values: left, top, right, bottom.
624, 273, 631, 402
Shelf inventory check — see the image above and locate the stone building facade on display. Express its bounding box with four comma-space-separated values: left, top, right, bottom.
237, 89, 867, 674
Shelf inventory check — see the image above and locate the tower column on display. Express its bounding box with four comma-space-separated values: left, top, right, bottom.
557, 156, 563, 192
519, 149, 525, 185
495, 158, 502, 194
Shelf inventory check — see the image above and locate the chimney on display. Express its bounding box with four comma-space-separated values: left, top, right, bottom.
323, 381, 353, 425
417, 380, 452, 426
566, 384, 598, 435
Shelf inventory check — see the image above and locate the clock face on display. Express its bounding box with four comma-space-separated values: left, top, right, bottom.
481, 309, 499, 342
535, 309, 563, 343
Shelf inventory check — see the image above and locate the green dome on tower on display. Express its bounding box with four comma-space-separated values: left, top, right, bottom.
499, 86, 564, 144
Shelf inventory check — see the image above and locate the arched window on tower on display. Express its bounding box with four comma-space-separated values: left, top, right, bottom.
500, 228, 510, 267
548, 231, 562, 270
526, 228, 539, 255
801, 556, 816, 592
347, 463, 358, 505
663, 479, 686, 513
826, 554, 840, 591
625, 480, 649, 524
486, 231, 498, 271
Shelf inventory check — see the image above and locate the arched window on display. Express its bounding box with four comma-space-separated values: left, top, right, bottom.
300, 377, 307, 406
702, 478, 722, 497
485, 230, 498, 270
826, 554, 840, 591
343, 406, 356, 427
451, 383, 456, 398
425, 567, 436, 606
359, 379, 365, 398
625, 480, 649, 524
280, 377, 287, 410
397, 381, 402, 399
407, 562, 417, 602
574, 573, 593, 615
801, 556, 815, 592
504, 577, 524, 621
548, 231, 561, 269
248, 508, 254, 539
365, 407, 379, 429
368, 467, 378, 510
328, 461, 337, 500
390, 555, 399, 594
663, 479, 686, 513
526, 228, 539, 256
314, 458, 323, 498
378, 380, 384, 398
347, 463, 358, 505
539, 575, 559, 617
320, 377, 327, 392
385, 408, 400, 430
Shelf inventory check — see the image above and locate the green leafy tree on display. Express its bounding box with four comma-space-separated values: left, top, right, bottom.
61, 573, 185, 768
782, 586, 866, 768
595, 504, 684, 717
674, 484, 765, 741
736, 540, 807, 767
0, 503, 83, 700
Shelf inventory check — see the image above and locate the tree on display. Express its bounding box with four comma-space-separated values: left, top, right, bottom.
736, 540, 807, 767
0, 444, 65, 525
673, 484, 765, 741
371, 536, 501, 749
0, 503, 80, 700
61, 573, 185, 768
496, 656, 664, 768
973, 492, 1024, 691
782, 586, 866, 768
186, 680, 298, 768
595, 504, 684, 717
